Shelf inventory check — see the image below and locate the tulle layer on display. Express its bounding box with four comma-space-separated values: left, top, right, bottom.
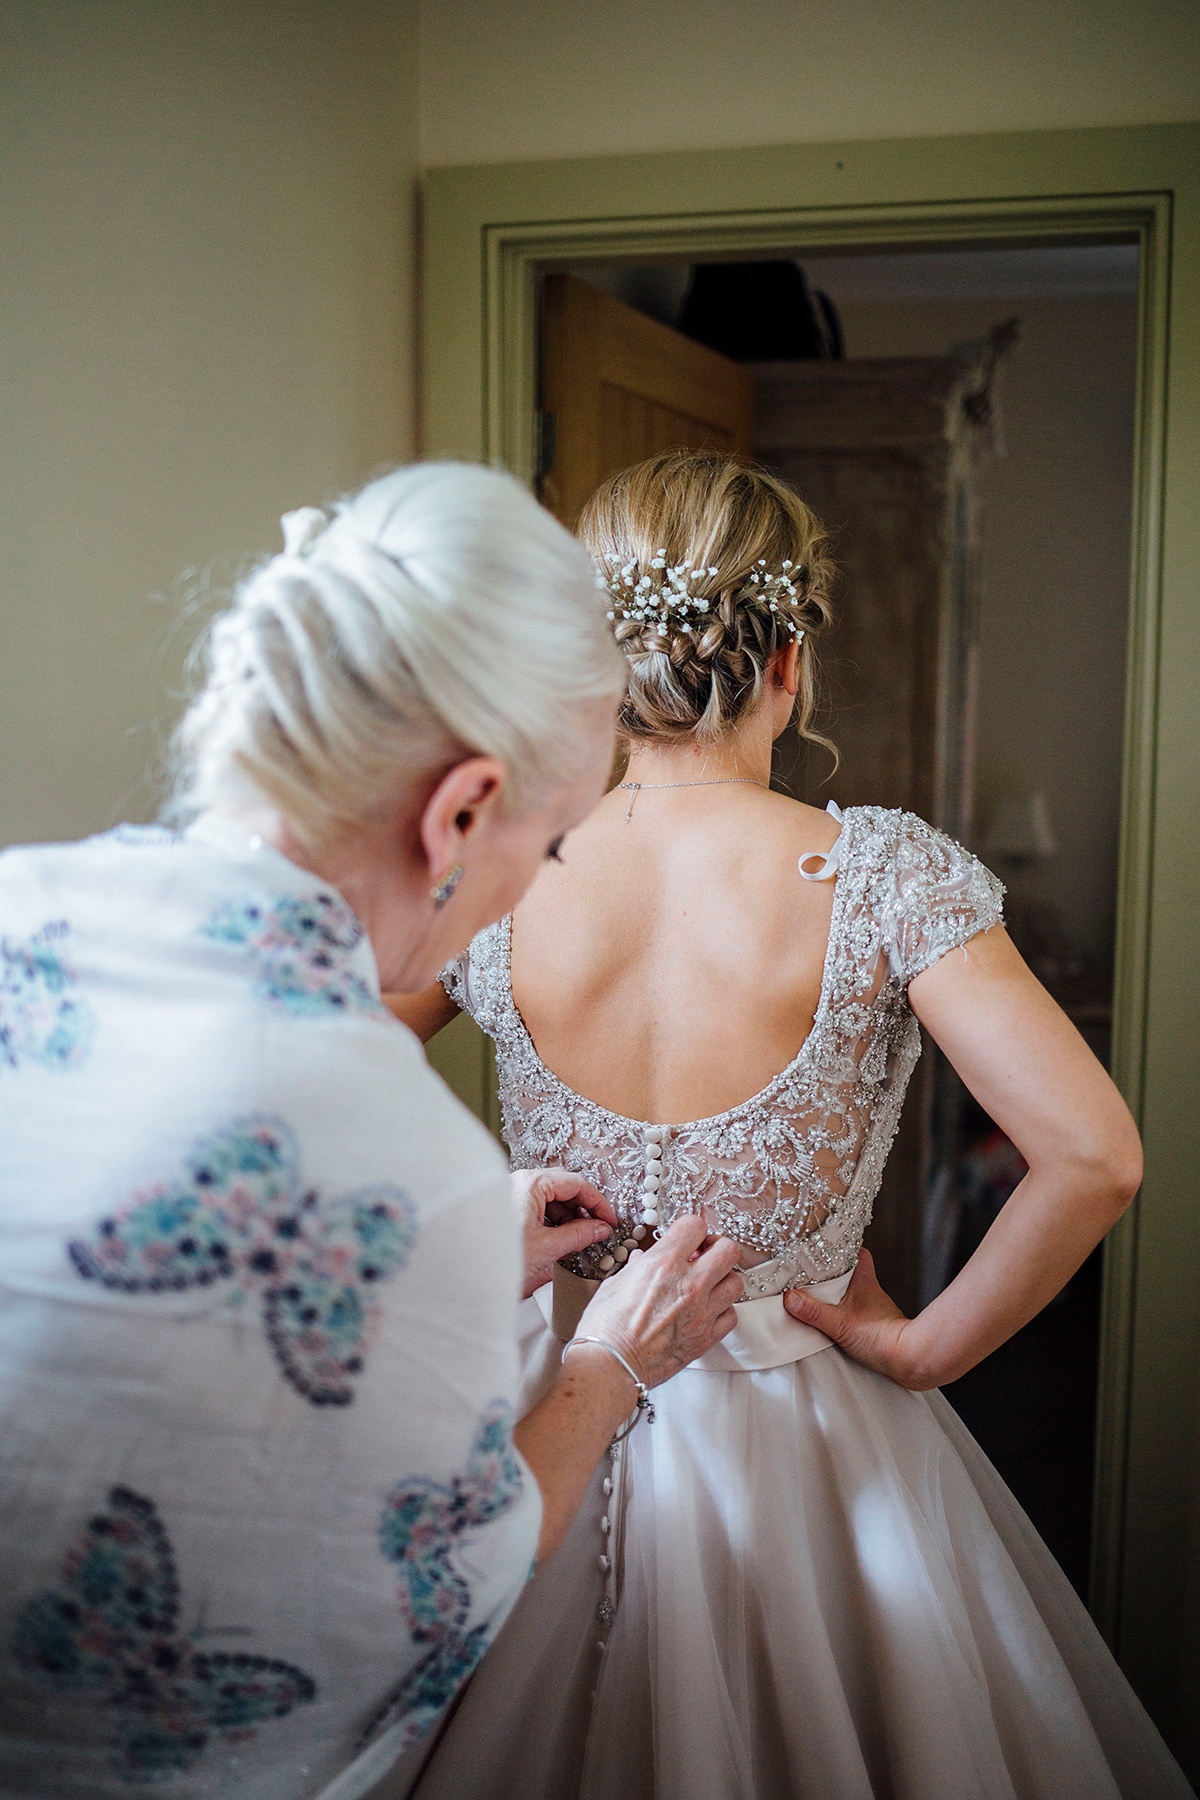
404, 1305, 1190, 1800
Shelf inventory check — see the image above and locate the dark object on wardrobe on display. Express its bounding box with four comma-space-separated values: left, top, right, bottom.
678, 262, 845, 362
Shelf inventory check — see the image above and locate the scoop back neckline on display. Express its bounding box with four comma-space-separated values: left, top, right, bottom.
500, 807, 855, 1136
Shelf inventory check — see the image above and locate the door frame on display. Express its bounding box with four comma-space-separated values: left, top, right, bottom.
422, 122, 1200, 1745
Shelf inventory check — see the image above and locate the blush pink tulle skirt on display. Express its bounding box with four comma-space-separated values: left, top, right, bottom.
399, 1296, 1191, 1800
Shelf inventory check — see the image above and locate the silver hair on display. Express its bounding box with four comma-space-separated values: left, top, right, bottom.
169, 462, 626, 844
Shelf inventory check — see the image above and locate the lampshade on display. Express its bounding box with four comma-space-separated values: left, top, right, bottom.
982, 791, 1059, 862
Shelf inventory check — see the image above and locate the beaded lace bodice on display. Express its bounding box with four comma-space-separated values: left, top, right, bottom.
441, 808, 1003, 1300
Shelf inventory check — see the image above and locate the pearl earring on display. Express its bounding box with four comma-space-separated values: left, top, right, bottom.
430, 864, 464, 910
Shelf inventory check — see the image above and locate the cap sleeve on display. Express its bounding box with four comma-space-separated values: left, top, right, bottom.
437, 919, 508, 1035
885, 813, 1005, 984
439, 950, 472, 1014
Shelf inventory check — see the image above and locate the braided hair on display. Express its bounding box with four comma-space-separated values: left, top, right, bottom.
169, 463, 626, 847
578, 451, 836, 753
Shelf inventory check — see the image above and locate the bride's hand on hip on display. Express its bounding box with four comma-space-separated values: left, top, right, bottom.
784, 1249, 926, 1389
577, 1217, 744, 1389
513, 1167, 617, 1300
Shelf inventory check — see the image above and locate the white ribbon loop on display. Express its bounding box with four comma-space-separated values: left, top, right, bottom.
799, 799, 845, 882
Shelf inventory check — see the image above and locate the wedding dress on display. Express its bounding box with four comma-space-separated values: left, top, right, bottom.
413, 805, 1190, 1800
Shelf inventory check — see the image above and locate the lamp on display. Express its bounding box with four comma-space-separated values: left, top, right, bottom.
982, 791, 1077, 983
982, 791, 1058, 866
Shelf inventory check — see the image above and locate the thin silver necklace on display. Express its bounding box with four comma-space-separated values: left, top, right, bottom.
617, 777, 766, 823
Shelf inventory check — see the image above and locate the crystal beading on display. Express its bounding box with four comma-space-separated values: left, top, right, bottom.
440, 808, 1004, 1299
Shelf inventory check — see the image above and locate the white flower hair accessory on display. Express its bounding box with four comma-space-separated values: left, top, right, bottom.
280, 506, 330, 557
596, 553, 806, 641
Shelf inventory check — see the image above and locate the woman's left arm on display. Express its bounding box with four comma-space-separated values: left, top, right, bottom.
786, 925, 1142, 1389
382, 981, 460, 1041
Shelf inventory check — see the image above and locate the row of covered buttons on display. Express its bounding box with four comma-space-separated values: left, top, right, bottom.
592, 1458, 618, 1699
640, 1124, 667, 1227
598, 1470, 613, 1571
596, 1125, 667, 1271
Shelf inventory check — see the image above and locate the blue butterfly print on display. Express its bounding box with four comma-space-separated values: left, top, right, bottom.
0, 919, 95, 1072
357, 1403, 525, 1753
13, 1486, 315, 1784
201, 892, 385, 1018
68, 1116, 416, 1406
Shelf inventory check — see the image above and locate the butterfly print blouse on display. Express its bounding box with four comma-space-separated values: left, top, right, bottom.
0, 812, 540, 1798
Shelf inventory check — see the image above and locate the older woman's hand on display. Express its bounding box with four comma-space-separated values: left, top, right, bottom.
576, 1216, 744, 1389
512, 1167, 617, 1300
515, 1216, 743, 1563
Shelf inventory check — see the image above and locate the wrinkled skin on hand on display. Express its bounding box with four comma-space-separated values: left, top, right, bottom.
512, 1166, 617, 1301
576, 1215, 744, 1390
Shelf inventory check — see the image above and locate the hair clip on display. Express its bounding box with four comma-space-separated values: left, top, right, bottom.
597, 553, 807, 639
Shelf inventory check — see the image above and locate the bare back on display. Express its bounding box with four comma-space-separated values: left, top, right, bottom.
510, 786, 842, 1124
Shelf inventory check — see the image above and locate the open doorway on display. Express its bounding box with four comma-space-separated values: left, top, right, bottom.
422, 130, 1200, 1744
541, 242, 1140, 1599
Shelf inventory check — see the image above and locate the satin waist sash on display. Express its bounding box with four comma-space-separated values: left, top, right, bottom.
535, 1264, 853, 1373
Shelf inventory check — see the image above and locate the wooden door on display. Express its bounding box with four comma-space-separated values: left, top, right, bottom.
538, 273, 754, 524
429, 276, 753, 1134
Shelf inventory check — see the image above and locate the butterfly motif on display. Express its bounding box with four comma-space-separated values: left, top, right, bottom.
0, 919, 95, 1073
13, 1486, 316, 1784
201, 892, 385, 1018
357, 1404, 526, 1753
68, 1115, 416, 1406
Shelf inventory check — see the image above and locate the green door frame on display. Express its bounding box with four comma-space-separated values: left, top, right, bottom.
422, 122, 1200, 1746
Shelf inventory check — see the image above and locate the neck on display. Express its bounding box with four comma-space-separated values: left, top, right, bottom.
621, 732, 772, 790
256, 808, 436, 991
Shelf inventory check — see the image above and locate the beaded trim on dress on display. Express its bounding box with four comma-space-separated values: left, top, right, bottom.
440, 807, 1004, 1300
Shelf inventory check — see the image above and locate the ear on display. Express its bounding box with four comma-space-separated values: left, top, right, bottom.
417, 755, 508, 883
770, 639, 801, 697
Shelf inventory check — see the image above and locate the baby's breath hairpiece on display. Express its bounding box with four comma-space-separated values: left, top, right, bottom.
596, 552, 806, 640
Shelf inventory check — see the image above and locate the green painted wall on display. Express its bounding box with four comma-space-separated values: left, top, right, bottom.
418, 0, 1199, 166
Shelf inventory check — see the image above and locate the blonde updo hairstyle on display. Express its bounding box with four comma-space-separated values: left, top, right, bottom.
171, 462, 626, 847
577, 451, 834, 752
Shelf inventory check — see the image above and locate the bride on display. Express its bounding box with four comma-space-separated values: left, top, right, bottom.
387, 451, 1190, 1799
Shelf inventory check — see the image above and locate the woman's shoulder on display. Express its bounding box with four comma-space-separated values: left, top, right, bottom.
0, 834, 510, 1245
759, 796, 913, 872
838, 804, 973, 866
776, 794, 844, 847
0, 825, 172, 905
0, 821, 252, 932
0, 827, 198, 1017
3, 823, 393, 1027
835, 806, 1006, 981
247, 999, 509, 1219
439, 918, 511, 1033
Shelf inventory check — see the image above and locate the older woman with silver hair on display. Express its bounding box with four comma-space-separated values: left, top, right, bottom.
0, 463, 743, 1800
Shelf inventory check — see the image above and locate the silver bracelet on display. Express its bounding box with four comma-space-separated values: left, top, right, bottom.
562, 1335, 656, 1442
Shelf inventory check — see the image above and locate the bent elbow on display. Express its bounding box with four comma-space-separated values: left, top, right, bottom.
1103, 1106, 1143, 1209
1072, 1122, 1143, 1218
1109, 1135, 1143, 1209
